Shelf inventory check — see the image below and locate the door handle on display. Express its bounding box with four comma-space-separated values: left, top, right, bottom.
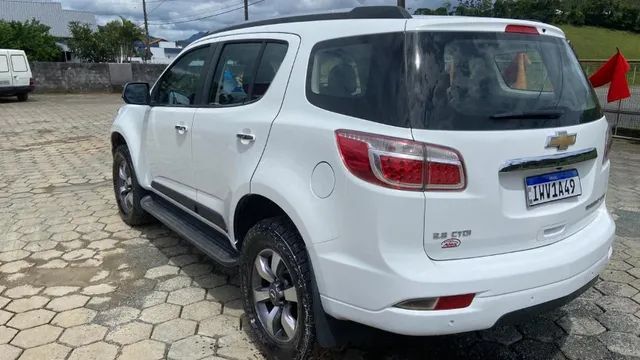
175, 124, 188, 134
236, 133, 256, 142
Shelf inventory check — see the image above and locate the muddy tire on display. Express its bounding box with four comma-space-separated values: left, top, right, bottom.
240, 217, 315, 360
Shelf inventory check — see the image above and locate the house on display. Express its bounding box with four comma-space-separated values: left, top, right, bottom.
132, 40, 183, 64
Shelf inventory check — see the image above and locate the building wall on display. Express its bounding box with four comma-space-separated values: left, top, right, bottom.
0, 0, 96, 38
31, 62, 166, 93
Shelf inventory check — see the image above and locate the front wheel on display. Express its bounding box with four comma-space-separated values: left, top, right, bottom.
240, 217, 315, 359
112, 145, 153, 226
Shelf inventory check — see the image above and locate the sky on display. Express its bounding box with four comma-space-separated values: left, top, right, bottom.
58, 0, 451, 41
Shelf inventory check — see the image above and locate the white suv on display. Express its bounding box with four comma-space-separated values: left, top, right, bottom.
111, 6, 615, 359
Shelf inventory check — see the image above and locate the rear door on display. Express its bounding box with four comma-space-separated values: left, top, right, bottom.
0, 52, 11, 88
9, 52, 30, 87
405, 24, 609, 260
192, 34, 299, 236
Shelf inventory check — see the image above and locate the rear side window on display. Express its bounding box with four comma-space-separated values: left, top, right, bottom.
10, 55, 27, 72
251, 43, 287, 101
209, 41, 288, 106
306, 33, 407, 127
0, 55, 8, 72
154, 46, 210, 106
209, 42, 262, 106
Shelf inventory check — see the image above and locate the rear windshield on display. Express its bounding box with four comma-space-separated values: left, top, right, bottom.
306, 32, 602, 131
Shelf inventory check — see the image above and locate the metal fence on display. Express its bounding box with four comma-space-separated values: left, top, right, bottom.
580, 60, 640, 139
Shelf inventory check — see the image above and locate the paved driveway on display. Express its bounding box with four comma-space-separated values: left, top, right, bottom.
0, 94, 639, 360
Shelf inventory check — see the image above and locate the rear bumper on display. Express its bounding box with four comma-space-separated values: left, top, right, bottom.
0, 86, 34, 96
315, 205, 614, 335
322, 249, 608, 335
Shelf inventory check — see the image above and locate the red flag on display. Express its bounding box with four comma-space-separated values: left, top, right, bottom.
589, 49, 631, 103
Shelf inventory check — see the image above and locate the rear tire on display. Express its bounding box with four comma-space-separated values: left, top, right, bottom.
113, 145, 153, 226
240, 217, 315, 360
17, 93, 28, 102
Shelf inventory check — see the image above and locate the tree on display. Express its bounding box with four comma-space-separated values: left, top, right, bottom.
0, 19, 60, 61
454, 0, 493, 17
68, 18, 144, 63
68, 22, 109, 62
416, 0, 640, 33
414, 7, 449, 15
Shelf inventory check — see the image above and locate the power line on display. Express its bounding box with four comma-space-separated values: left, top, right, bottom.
147, 1, 244, 25
147, 0, 264, 26
148, 0, 168, 15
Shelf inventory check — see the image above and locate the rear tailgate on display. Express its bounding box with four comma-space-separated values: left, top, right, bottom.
413, 119, 609, 260
405, 18, 609, 260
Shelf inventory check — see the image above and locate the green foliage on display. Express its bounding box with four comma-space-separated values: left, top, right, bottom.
414, 7, 449, 15
68, 18, 144, 63
0, 19, 60, 61
455, 0, 493, 16
414, 0, 640, 33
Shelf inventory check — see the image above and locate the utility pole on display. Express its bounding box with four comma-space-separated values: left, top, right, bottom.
397, 0, 405, 8
244, 0, 249, 21
142, 0, 150, 63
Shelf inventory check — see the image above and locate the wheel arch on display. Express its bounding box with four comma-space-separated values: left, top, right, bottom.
110, 131, 127, 152
233, 193, 299, 250
110, 105, 151, 188
233, 192, 344, 347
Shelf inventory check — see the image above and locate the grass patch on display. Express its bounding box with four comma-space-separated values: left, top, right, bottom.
562, 25, 640, 59
561, 25, 640, 85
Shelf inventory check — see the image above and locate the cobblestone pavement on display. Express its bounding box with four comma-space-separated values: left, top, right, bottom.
0, 94, 639, 360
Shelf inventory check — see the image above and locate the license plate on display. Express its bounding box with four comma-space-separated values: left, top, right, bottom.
525, 169, 582, 207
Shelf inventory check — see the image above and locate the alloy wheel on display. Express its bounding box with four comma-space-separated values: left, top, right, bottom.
251, 248, 299, 343
117, 160, 134, 214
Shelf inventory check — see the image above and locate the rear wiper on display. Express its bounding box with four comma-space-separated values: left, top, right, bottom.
490, 110, 564, 120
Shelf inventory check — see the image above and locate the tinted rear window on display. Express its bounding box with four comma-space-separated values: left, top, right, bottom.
408, 32, 602, 130
306, 32, 602, 131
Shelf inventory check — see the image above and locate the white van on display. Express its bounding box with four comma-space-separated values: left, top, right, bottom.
0, 49, 34, 101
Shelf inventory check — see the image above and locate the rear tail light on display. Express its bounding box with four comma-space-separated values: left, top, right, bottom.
505, 24, 539, 35
603, 123, 613, 163
396, 294, 475, 311
335, 130, 466, 191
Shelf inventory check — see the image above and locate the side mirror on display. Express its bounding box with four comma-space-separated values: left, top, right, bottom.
122, 82, 150, 105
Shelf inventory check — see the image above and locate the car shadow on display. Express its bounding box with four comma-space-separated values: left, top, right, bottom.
0, 96, 37, 104
312, 310, 572, 359
0, 97, 20, 103
134, 222, 574, 360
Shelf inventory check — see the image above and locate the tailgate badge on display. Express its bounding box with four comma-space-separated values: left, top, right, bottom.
441, 238, 461, 249
546, 131, 576, 151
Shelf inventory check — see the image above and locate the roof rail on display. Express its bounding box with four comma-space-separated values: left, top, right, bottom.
206, 6, 411, 36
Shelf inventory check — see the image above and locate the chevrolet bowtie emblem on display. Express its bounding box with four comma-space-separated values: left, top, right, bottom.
546, 131, 576, 151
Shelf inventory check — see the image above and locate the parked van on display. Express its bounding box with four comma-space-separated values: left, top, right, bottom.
0, 49, 34, 101
112, 6, 614, 359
